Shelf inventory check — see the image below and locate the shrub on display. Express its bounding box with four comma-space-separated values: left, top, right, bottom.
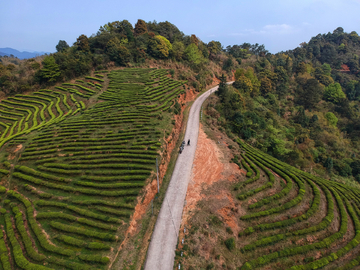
225, 237, 236, 251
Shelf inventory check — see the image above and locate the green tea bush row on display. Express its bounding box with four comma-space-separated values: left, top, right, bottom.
71, 158, 153, 165
0, 109, 24, 117
0, 225, 11, 270
7, 190, 73, 256
15, 171, 141, 196
35, 200, 121, 223
78, 254, 110, 265
241, 188, 346, 270
37, 165, 82, 175
79, 174, 148, 182
246, 153, 292, 208
240, 175, 305, 220
36, 212, 117, 231
94, 205, 132, 217
35, 157, 58, 164
293, 199, 360, 270
240, 156, 252, 178
46, 256, 93, 270
56, 235, 110, 250
11, 206, 46, 261
66, 152, 156, 161
85, 76, 104, 82
4, 213, 52, 270
43, 162, 152, 170
15, 165, 71, 182
74, 181, 145, 189
0, 169, 9, 175
22, 148, 58, 157
244, 176, 320, 236
71, 199, 134, 209
50, 221, 116, 241
237, 154, 272, 200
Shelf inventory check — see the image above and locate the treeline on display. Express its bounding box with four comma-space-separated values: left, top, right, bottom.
0, 19, 238, 96
213, 27, 360, 184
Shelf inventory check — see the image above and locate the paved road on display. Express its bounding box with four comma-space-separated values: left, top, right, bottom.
144, 84, 227, 270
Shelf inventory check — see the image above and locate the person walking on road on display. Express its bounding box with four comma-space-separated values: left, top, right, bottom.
187, 139, 190, 146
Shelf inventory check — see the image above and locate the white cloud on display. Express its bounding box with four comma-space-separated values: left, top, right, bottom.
262, 24, 294, 34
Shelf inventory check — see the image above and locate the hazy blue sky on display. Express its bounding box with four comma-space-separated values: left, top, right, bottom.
1, 0, 360, 54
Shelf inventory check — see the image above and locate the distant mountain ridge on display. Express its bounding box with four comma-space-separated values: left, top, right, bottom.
0, 47, 51, 59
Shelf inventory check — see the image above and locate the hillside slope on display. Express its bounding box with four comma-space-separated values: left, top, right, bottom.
176, 107, 360, 269
0, 67, 192, 269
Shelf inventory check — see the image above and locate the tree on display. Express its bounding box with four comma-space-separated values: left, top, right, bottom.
345, 80, 360, 100
293, 107, 309, 127
184, 43, 204, 64
56, 40, 69, 52
325, 112, 338, 127
324, 157, 333, 173
222, 57, 234, 72
323, 83, 346, 103
208, 41, 222, 58
106, 38, 131, 66
147, 35, 172, 58
217, 74, 227, 98
321, 63, 331, 75
296, 62, 307, 74
172, 41, 185, 60
75, 35, 90, 52
260, 77, 272, 96
134, 19, 147, 36
190, 34, 199, 46
296, 78, 324, 109
38, 56, 61, 83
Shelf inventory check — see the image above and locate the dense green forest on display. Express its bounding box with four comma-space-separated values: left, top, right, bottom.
213, 27, 360, 186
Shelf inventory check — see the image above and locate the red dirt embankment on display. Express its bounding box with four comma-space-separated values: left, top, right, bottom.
181, 125, 244, 231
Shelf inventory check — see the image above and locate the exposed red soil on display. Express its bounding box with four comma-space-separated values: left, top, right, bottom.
181, 125, 243, 232
13, 144, 23, 153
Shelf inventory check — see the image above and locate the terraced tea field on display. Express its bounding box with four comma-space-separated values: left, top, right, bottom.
177, 126, 360, 269
0, 68, 185, 269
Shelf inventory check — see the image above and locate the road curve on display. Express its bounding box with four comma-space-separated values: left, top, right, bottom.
144, 84, 225, 270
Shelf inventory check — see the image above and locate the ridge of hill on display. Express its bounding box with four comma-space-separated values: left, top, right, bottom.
0, 48, 50, 59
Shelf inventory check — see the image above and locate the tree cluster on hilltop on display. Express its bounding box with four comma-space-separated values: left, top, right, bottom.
0, 19, 234, 96
212, 27, 360, 186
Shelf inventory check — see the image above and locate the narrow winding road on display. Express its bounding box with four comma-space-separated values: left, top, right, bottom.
144, 84, 228, 270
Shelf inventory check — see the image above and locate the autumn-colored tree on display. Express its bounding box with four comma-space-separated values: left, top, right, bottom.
233, 75, 252, 93
208, 41, 222, 58
75, 35, 90, 52
190, 34, 199, 46
297, 62, 307, 74
134, 19, 147, 36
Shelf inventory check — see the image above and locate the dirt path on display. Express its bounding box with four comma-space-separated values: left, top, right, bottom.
144, 84, 232, 270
